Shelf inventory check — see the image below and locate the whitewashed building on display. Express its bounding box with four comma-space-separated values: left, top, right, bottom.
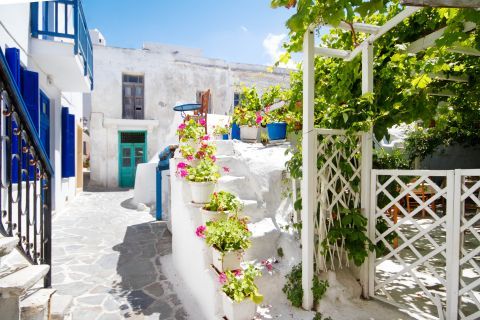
88, 30, 290, 188
0, 0, 93, 212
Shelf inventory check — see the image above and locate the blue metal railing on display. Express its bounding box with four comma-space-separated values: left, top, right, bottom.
30, 0, 93, 90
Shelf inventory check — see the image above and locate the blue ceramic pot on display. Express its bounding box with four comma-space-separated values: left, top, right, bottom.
231, 123, 240, 140
267, 122, 287, 141
222, 134, 229, 140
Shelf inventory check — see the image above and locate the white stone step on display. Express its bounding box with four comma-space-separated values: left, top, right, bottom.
0, 237, 18, 258
213, 140, 234, 156
0, 264, 50, 297
20, 288, 56, 320
245, 218, 281, 261
50, 294, 73, 320
239, 199, 266, 223
217, 175, 255, 199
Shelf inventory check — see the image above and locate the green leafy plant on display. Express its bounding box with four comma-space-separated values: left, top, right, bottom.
283, 263, 329, 308
213, 125, 230, 136
186, 159, 220, 183
179, 144, 195, 159
322, 208, 373, 266
313, 313, 333, 320
177, 118, 205, 142
205, 217, 252, 253
283, 263, 303, 308
195, 140, 217, 160
202, 191, 243, 214
220, 264, 264, 304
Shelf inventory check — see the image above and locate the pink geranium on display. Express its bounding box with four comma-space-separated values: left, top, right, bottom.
186, 155, 194, 161
179, 169, 188, 178
177, 162, 187, 169
261, 259, 273, 271
199, 118, 206, 126
178, 123, 186, 130
201, 135, 210, 141
210, 155, 216, 162
195, 225, 206, 238
223, 167, 230, 173
256, 114, 263, 125
218, 272, 227, 284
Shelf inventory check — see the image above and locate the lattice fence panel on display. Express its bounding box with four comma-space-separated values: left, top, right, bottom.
371, 170, 450, 319
314, 130, 363, 272
458, 171, 480, 320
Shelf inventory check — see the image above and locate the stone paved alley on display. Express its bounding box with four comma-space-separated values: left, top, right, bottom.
51, 186, 188, 320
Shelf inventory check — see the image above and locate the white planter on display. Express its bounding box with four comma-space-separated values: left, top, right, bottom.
239, 126, 258, 142
212, 248, 242, 272
222, 293, 257, 320
213, 134, 225, 140
188, 181, 216, 204
200, 208, 228, 224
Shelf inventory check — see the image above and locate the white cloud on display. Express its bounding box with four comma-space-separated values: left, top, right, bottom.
262, 33, 297, 69
240, 25, 248, 32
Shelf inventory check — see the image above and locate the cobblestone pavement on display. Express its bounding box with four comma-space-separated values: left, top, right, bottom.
52, 188, 188, 320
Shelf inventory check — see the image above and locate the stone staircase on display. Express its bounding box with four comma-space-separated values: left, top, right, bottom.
170, 140, 302, 319
0, 236, 73, 320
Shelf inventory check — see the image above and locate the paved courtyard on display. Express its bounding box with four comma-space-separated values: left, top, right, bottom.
51, 186, 188, 320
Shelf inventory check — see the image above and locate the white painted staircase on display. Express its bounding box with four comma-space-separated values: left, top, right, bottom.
0, 236, 73, 320
170, 140, 302, 319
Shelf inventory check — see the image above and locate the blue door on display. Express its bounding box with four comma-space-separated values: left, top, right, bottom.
40, 92, 50, 157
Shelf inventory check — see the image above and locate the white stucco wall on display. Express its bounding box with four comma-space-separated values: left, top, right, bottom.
89, 42, 291, 188
0, 3, 86, 212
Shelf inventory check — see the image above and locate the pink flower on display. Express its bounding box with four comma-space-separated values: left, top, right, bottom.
177, 162, 187, 169
186, 155, 194, 161
179, 169, 188, 178
201, 135, 210, 141
223, 167, 230, 173
218, 272, 227, 284
196, 151, 205, 159
265, 105, 271, 113
233, 269, 242, 277
178, 123, 186, 130
199, 118, 206, 126
210, 155, 216, 162
261, 260, 273, 271
256, 115, 263, 125
195, 225, 206, 238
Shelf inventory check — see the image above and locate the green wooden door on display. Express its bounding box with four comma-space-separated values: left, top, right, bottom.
119, 141, 146, 188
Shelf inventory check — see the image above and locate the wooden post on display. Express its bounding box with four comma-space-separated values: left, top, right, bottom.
301, 28, 315, 310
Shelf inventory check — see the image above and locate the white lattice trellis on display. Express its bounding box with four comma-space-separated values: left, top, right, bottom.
369, 169, 480, 320
314, 129, 368, 273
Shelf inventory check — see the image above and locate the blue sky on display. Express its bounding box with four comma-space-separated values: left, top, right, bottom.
82, 0, 294, 66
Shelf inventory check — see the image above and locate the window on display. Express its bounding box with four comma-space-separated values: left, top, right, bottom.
196, 90, 212, 113
122, 74, 144, 120
233, 92, 241, 107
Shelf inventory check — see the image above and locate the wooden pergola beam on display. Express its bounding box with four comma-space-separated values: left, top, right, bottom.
401, 0, 480, 8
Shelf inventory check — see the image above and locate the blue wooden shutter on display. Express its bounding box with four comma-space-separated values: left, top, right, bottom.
6, 48, 21, 183
61, 108, 75, 177
21, 70, 40, 181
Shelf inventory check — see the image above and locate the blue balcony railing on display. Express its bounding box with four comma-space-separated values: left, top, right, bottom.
30, 0, 93, 90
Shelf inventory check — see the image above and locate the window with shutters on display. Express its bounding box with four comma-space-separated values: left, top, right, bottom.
122, 74, 144, 120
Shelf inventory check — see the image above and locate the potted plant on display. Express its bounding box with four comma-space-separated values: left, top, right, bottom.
205, 217, 251, 272
264, 107, 287, 141
219, 264, 263, 320
177, 118, 206, 147
232, 86, 263, 143
183, 159, 220, 204
201, 191, 243, 224
213, 125, 230, 140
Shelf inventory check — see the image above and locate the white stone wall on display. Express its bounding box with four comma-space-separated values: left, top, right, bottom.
0, 3, 85, 212
89, 43, 291, 188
